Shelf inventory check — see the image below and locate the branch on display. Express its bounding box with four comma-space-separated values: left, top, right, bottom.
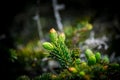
52, 0, 65, 32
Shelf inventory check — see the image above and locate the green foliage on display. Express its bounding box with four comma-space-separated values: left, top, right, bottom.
10, 40, 49, 75
14, 27, 120, 80
64, 20, 93, 48
41, 28, 120, 80
42, 28, 73, 68
10, 40, 49, 62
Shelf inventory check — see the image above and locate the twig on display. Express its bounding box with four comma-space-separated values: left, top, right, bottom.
34, 0, 43, 40
52, 0, 65, 32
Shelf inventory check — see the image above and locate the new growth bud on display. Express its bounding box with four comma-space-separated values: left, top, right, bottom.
81, 62, 87, 67
49, 28, 58, 43
58, 32, 65, 42
68, 67, 77, 73
85, 49, 96, 65
95, 52, 101, 62
79, 71, 85, 76
88, 55, 96, 65
85, 49, 94, 59
42, 42, 54, 50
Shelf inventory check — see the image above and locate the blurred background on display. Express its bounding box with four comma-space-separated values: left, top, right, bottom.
1, 0, 120, 79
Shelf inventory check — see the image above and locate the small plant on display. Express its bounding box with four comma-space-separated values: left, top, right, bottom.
42, 28, 73, 68
39, 28, 120, 80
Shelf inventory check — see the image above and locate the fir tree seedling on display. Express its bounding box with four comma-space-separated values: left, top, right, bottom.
41, 28, 120, 80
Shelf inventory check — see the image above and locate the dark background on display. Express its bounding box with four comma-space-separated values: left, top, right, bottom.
0, 0, 120, 79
